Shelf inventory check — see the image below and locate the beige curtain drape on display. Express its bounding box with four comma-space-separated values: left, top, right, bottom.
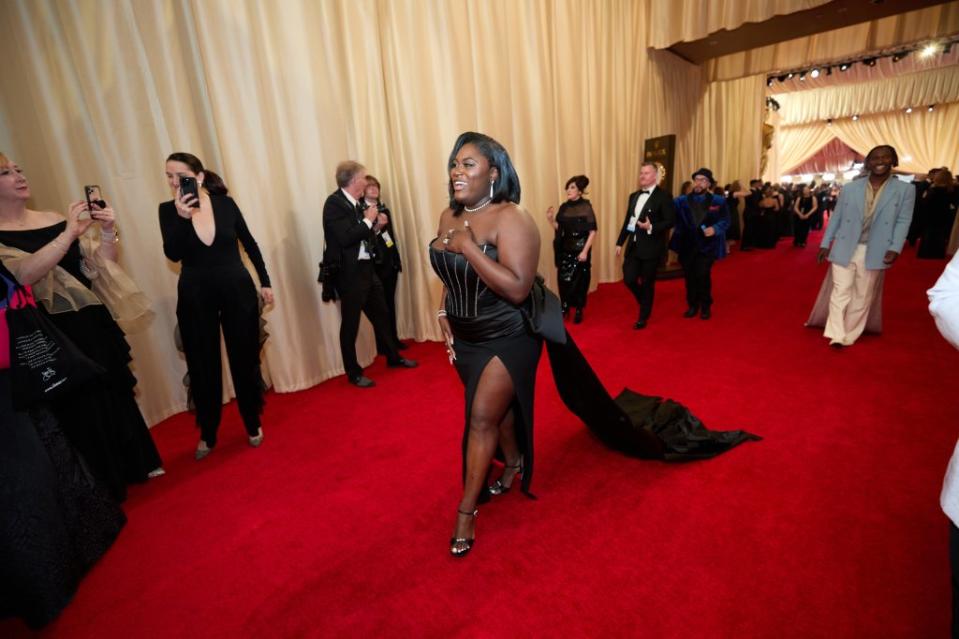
647, 0, 830, 49
772, 64, 959, 125
765, 115, 837, 180
698, 74, 767, 187
707, 2, 959, 81
768, 102, 959, 178
0, 0, 715, 426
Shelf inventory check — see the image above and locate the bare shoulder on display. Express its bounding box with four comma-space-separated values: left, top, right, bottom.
496, 203, 536, 231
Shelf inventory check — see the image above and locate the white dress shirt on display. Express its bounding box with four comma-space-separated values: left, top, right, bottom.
929, 252, 959, 526
630, 185, 656, 235
341, 188, 373, 260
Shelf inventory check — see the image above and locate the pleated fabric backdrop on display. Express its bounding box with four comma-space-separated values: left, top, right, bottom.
0, 0, 771, 425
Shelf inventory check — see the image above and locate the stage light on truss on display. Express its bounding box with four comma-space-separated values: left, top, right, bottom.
921, 43, 941, 58
863, 57, 877, 67
826, 118, 833, 126
892, 51, 909, 62
839, 62, 852, 71
905, 107, 913, 114
799, 71, 806, 81
929, 104, 936, 112
851, 114, 860, 121
825, 66, 833, 76
810, 68, 821, 79
767, 77, 774, 87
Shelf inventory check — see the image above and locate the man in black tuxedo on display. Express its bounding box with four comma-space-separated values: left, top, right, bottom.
616, 161, 675, 329
322, 161, 416, 387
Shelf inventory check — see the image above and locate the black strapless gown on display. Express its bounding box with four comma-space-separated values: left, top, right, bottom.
0, 371, 126, 628
430, 243, 542, 496
0, 223, 162, 501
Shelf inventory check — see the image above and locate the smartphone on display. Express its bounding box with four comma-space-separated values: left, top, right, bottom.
84, 184, 106, 210
83, 185, 106, 220
179, 175, 200, 208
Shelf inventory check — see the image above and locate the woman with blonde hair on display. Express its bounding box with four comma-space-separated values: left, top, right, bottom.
0, 152, 161, 500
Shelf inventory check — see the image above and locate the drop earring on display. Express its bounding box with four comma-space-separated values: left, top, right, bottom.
489, 179, 494, 199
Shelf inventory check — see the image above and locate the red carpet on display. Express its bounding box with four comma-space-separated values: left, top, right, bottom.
5, 232, 958, 638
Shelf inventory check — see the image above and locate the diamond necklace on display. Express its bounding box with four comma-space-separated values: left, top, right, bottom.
464, 198, 492, 213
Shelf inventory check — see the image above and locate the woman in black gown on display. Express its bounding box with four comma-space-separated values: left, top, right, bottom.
431, 135, 760, 558
756, 186, 781, 248
0, 153, 162, 501
159, 153, 273, 460
0, 260, 125, 629
430, 132, 539, 557
792, 184, 818, 248
546, 175, 596, 323
918, 169, 957, 259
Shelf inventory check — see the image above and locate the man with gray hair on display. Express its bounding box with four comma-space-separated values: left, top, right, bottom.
322, 161, 416, 387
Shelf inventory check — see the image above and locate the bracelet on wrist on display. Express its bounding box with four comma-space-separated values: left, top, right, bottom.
437, 309, 447, 318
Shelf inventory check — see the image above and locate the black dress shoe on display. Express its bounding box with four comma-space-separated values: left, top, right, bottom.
387, 357, 418, 368
349, 375, 376, 388
700, 308, 711, 320
633, 319, 647, 329
829, 341, 844, 349
683, 307, 698, 318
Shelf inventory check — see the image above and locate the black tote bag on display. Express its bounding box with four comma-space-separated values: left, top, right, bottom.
5, 280, 104, 409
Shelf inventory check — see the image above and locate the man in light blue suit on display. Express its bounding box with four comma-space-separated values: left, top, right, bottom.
816, 145, 915, 347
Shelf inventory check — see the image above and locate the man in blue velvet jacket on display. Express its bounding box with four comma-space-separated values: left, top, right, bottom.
669, 168, 730, 320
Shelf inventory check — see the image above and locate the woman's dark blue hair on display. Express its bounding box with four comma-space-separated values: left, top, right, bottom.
447, 131, 521, 215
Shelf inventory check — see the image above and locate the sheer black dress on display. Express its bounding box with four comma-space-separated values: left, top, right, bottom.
0, 223, 162, 501
554, 200, 596, 310
0, 263, 125, 629
430, 242, 542, 495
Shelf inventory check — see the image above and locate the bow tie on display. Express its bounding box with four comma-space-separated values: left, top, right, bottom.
639, 190, 650, 195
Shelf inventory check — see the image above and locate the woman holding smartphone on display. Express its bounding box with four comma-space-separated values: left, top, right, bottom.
159, 152, 273, 459
0, 152, 163, 500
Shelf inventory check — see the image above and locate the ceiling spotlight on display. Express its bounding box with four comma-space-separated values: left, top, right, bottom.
928, 105, 936, 112
826, 118, 833, 126
799, 71, 807, 81
905, 107, 913, 114
852, 114, 860, 121
810, 68, 821, 79
839, 62, 851, 71
921, 43, 940, 58
892, 51, 909, 62
786, 72, 795, 79
863, 57, 877, 67
767, 77, 774, 87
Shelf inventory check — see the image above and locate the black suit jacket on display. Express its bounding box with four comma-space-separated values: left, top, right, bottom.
616, 188, 675, 260
322, 189, 376, 280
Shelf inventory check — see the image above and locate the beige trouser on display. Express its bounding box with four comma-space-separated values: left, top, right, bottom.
824, 244, 880, 345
